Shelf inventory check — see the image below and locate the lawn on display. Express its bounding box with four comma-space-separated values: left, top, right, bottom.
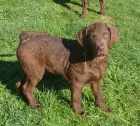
0, 0, 140, 125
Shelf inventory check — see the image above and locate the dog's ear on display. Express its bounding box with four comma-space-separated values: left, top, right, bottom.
76, 26, 89, 47
106, 24, 120, 46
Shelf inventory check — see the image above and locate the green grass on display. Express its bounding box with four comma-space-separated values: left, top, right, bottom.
0, 0, 140, 125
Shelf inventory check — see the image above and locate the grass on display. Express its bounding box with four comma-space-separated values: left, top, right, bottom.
0, 0, 140, 125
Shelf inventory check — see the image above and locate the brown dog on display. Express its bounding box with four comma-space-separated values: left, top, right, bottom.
81, 0, 105, 18
16, 22, 119, 115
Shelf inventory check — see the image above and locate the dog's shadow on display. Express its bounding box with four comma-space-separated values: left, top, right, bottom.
0, 54, 70, 105
53, 0, 98, 16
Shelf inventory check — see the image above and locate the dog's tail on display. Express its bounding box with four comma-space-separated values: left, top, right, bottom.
19, 31, 32, 43
19, 31, 52, 43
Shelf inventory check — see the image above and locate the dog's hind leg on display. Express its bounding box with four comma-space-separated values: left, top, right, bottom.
17, 59, 45, 109
99, 0, 105, 14
80, 0, 89, 18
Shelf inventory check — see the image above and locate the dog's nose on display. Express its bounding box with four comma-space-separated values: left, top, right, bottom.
97, 46, 104, 51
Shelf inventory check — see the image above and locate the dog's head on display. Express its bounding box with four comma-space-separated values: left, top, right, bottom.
77, 22, 120, 57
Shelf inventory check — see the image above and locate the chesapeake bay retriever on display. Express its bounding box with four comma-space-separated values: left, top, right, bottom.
81, 0, 105, 18
16, 22, 119, 115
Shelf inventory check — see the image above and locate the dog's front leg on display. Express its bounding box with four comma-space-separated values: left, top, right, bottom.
91, 81, 112, 112
71, 82, 85, 115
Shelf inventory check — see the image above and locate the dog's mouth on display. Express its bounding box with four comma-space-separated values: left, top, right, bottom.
97, 48, 108, 56
91, 51, 107, 58
97, 54, 106, 58
97, 51, 107, 57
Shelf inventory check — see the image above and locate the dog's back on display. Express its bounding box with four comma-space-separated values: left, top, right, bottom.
17, 31, 70, 79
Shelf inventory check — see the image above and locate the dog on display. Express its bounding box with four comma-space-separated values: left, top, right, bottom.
81, 0, 105, 18
16, 22, 119, 115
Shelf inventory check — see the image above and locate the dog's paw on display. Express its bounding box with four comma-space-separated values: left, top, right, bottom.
74, 109, 85, 115
30, 102, 41, 109
80, 14, 86, 18
98, 11, 105, 15
16, 81, 21, 88
105, 108, 113, 113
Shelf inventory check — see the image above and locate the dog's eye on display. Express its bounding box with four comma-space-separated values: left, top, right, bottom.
104, 33, 109, 38
90, 35, 96, 40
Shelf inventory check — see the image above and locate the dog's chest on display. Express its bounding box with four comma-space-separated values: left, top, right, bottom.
86, 57, 109, 80
69, 56, 109, 83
